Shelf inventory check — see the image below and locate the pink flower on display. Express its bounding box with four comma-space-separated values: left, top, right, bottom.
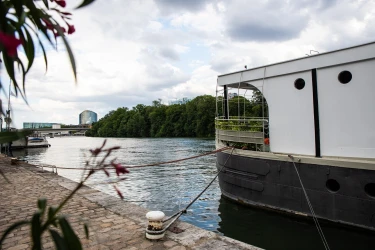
90, 148, 101, 156
90, 140, 106, 156
111, 161, 129, 176
67, 24, 75, 35
55, 0, 66, 7
42, 19, 54, 30
53, 27, 66, 38
0, 32, 22, 57
60, 11, 72, 16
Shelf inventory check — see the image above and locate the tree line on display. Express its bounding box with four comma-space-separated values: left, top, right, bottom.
85, 92, 267, 138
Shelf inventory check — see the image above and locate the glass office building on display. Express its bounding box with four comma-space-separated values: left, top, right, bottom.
79, 110, 98, 125
23, 122, 59, 129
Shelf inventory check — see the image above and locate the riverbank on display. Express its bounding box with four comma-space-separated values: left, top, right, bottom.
0, 155, 261, 250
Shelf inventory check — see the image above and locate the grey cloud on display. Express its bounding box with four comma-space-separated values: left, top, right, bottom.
210, 58, 238, 74
291, 0, 338, 10
159, 47, 180, 61
136, 48, 189, 91
227, 22, 305, 42
210, 54, 250, 74
154, 0, 212, 13
144, 65, 189, 91
224, 0, 309, 42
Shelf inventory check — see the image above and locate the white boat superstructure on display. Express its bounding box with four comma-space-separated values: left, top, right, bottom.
215, 41, 375, 231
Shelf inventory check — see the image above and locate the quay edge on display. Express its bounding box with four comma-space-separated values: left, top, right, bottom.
0, 155, 262, 250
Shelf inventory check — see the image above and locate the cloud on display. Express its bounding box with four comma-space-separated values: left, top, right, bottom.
223, 0, 309, 42
4, 0, 375, 128
154, 0, 212, 14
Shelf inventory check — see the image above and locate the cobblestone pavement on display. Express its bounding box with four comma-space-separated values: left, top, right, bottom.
0, 155, 261, 250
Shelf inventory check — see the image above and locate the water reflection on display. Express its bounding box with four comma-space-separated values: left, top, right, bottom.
218, 196, 375, 250
12, 147, 48, 159
14, 137, 375, 250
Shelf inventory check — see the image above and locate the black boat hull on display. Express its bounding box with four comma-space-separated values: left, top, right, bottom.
216, 151, 375, 231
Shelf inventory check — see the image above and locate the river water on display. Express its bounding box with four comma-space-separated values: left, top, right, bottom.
13, 137, 375, 250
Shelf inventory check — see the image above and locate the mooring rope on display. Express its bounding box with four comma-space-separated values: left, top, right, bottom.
146, 147, 235, 235
29, 146, 232, 171
125, 146, 232, 169
288, 154, 330, 250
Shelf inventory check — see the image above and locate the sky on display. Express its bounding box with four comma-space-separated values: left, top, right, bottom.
2, 0, 375, 128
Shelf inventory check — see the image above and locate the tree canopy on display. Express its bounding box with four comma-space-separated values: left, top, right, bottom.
86, 91, 268, 138
86, 95, 217, 138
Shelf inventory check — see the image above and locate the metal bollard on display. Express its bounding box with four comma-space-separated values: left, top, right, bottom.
145, 211, 165, 240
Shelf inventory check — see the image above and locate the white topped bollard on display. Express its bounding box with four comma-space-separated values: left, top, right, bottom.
145, 211, 165, 240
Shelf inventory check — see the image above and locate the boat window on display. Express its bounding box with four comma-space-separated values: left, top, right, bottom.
338, 70, 352, 84
326, 179, 340, 193
365, 183, 375, 198
294, 78, 305, 90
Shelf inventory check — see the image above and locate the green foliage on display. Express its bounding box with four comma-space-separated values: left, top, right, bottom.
0, 130, 32, 143
86, 95, 217, 138
87, 91, 267, 138
215, 118, 264, 132
0, 0, 97, 110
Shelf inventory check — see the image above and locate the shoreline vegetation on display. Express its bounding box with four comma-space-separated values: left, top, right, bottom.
86, 93, 265, 138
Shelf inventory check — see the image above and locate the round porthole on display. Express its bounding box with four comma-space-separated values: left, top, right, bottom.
365, 183, 375, 198
294, 78, 305, 90
326, 179, 340, 193
338, 70, 352, 84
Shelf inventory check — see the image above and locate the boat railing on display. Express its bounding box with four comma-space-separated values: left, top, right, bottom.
215, 117, 269, 151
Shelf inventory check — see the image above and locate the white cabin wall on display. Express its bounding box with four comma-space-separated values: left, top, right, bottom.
262, 71, 316, 155
218, 42, 375, 87
318, 60, 375, 158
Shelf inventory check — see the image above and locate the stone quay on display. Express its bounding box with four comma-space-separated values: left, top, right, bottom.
0, 155, 261, 250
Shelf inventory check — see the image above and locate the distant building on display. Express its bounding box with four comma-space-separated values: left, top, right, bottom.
228, 93, 238, 99
169, 97, 190, 105
23, 122, 60, 129
79, 110, 97, 125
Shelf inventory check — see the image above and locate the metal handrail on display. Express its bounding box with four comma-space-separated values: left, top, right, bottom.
215, 117, 268, 121
215, 118, 268, 130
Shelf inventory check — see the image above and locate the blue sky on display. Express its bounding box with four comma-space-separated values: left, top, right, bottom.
3, 0, 375, 128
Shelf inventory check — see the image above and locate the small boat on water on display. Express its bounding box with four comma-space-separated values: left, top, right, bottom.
215, 41, 375, 231
10, 135, 51, 149
27, 136, 50, 148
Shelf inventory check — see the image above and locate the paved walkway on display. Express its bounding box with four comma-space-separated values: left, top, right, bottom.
0, 155, 261, 250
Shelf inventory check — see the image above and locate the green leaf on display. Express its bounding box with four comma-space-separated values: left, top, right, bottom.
31, 213, 42, 250
0, 220, 29, 246
37, 34, 48, 72
37, 198, 47, 216
53, 24, 77, 82
49, 229, 68, 250
2, 53, 18, 97
42, 0, 49, 9
14, 11, 26, 30
48, 207, 58, 227
15, 57, 27, 101
0, 130, 33, 144
58, 216, 82, 250
84, 223, 89, 239
23, 27, 36, 73
23, 23, 48, 72
76, 0, 97, 9
24, 2, 54, 46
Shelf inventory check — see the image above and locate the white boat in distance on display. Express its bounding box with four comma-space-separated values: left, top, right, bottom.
11, 135, 51, 149
27, 136, 50, 148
